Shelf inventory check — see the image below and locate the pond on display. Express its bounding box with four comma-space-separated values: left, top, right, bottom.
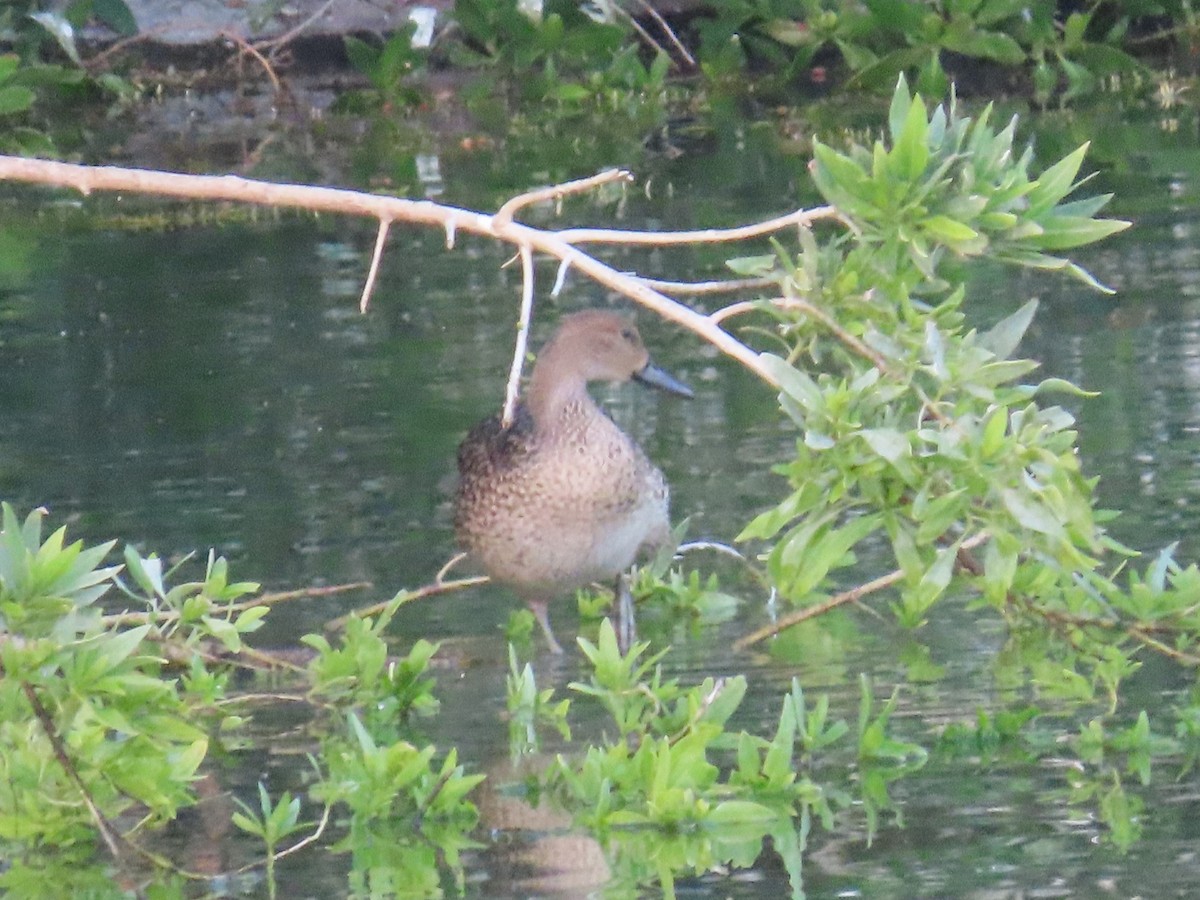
3, 96, 1200, 896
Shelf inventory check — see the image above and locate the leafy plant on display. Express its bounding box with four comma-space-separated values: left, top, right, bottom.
502, 620, 944, 895
232, 784, 311, 900
0, 505, 212, 847
709, 77, 1200, 851
449, 0, 669, 108
0, 502, 482, 893
303, 599, 440, 734
0, 0, 137, 151
696, 0, 1146, 103
340, 24, 429, 112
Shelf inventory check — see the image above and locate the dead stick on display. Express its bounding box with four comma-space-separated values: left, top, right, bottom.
502, 244, 536, 427
556, 207, 842, 245
735, 531, 990, 650
102, 580, 372, 628
638, 0, 696, 67
359, 218, 391, 313
494, 169, 632, 227
325, 574, 489, 632
645, 276, 775, 296
0, 157, 798, 387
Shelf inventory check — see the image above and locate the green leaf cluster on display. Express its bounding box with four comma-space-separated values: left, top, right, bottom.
499, 621, 933, 894
0, 0, 137, 152
303, 596, 440, 731
810, 78, 1129, 290
697, 0, 1146, 103
721, 76, 1200, 847
0, 505, 209, 847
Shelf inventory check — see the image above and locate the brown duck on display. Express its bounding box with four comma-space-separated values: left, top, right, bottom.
453, 310, 692, 652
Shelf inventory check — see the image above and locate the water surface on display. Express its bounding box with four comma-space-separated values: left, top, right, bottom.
3, 100, 1200, 896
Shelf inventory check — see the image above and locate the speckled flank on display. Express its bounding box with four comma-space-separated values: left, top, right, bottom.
453, 310, 688, 652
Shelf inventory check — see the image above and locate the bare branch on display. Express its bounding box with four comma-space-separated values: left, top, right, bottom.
0, 157, 805, 386
734, 531, 991, 649
103, 581, 371, 628
643, 276, 775, 296
632, 0, 696, 68
325, 554, 490, 631
494, 168, 633, 228
778, 294, 896, 374
220, 30, 282, 94
255, 0, 338, 54
708, 300, 760, 324
359, 218, 391, 313
555, 206, 842, 245
502, 244, 536, 427
608, 4, 674, 66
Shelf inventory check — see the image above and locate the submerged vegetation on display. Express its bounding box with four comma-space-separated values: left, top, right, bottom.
4, 71, 1198, 895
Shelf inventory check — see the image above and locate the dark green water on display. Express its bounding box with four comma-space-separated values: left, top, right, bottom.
4, 100, 1200, 896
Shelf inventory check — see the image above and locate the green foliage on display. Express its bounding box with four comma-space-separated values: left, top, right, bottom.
302, 596, 440, 732
448, 0, 670, 110
632, 567, 742, 625
498, 620, 947, 894
737, 79, 1131, 647
0, 505, 214, 847
506, 643, 570, 753
720, 76, 1200, 848
696, 0, 1147, 103
0, 0, 137, 151
339, 24, 429, 112
302, 599, 483, 890
312, 713, 484, 893
232, 783, 310, 900
0, 503, 482, 892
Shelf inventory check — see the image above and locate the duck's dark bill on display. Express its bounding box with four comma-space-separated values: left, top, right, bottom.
634, 362, 694, 399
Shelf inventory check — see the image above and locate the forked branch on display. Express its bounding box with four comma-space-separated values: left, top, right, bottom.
0, 156, 843, 389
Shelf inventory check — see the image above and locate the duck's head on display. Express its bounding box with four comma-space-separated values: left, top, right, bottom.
533, 310, 694, 400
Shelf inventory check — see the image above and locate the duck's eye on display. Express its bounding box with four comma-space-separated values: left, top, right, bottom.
620, 327, 637, 343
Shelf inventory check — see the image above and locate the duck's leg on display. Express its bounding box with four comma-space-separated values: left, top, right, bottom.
615, 572, 637, 653
528, 598, 564, 654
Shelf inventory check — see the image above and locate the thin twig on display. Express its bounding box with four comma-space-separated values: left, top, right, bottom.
642, 276, 775, 296
1129, 626, 1200, 666
254, 581, 374, 605
231, 802, 333, 872
779, 294, 896, 374
734, 531, 990, 650
102, 580, 372, 629
494, 169, 633, 228
734, 568, 903, 651
325, 571, 490, 632
502, 244, 536, 427
552, 259, 572, 296
676, 540, 746, 561
85, 30, 163, 70
708, 300, 760, 323
609, 4, 674, 66
216, 692, 311, 706
436, 551, 469, 583
632, 0, 696, 68
220, 30, 282, 94
711, 294, 894, 372
255, 0, 338, 54
360, 218, 391, 313
555, 206, 842, 245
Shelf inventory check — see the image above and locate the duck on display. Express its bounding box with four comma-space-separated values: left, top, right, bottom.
453, 309, 693, 653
